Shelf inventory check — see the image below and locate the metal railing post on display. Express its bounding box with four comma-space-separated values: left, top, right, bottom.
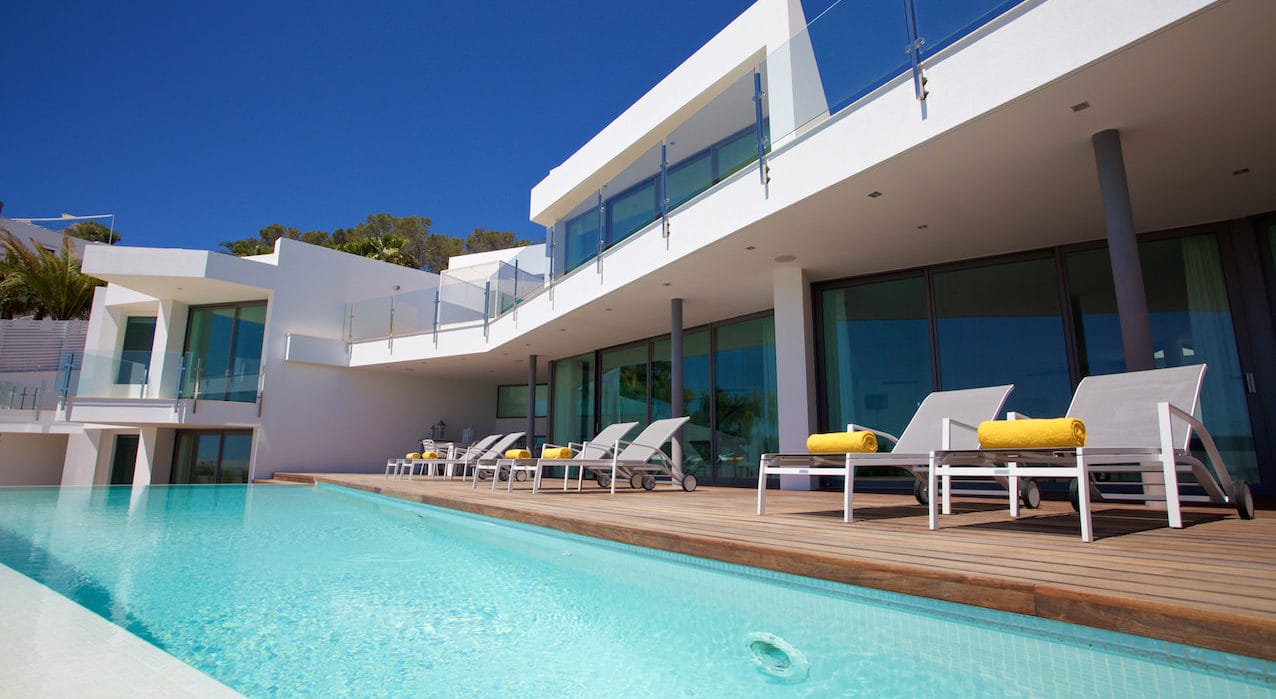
660, 141, 671, 237
432, 289, 440, 342
483, 281, 491, 337
903, 0, 929, 113
753, 69, 770, 185
58, 351, 74, 410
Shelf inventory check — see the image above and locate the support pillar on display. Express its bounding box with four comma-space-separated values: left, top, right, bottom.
526, 355, 538, 452
133, 426, 159, 487
1092, 129, 1154, 372
773, 266, 818, 490
670, 298, 684, 474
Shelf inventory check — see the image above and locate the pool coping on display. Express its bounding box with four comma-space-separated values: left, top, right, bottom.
304, 474, 1276, 663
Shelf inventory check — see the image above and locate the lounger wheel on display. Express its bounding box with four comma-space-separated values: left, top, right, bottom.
596, 473, 612, 489
1068, 480, 1080, 512
641, 475, 656, 491
681, 474, 697, 492
630, 473, 644, 490
1234, 481, 1255, 520
514, 470, 528, 482
477, 471, 490, 481
913, 479, 928, 505
1019, 479, 1041, 509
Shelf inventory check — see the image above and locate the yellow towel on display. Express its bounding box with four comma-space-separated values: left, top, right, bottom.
806, 431, 877, 454
977, 418, 1086, 448
541, 447, 573, 459
505, 449, 532, 459
420, 451, 438, 459
405, 452, 421, 459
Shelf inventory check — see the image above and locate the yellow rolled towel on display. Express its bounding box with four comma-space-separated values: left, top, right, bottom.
405, 452, 421, 460
420, 451, 438, 459
541, 447, 574, 459
977, 418, 1086, 449
505, 449, 532, 459
806, 431, 877, 454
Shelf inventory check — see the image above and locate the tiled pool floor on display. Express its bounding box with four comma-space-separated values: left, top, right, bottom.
0, 565, 242, 698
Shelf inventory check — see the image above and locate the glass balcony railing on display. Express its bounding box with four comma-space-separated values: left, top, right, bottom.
346, 259, 547, 343
545, 0, 1023, 280
52, 350, 263, 404
0, 377, 49, 411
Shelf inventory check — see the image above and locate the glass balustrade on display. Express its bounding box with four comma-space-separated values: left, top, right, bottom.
52, 350, 263, 403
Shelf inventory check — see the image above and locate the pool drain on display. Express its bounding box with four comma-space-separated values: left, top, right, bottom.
746, 631, 809, 683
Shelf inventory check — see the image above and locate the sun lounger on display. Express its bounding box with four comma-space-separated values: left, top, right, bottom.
558, 417, 694, 494
757, 385, 1014, 522
468, 433, 527, 489
498, 421, 639, 493
406, 433, 499, 480
929, 364, 1255, 542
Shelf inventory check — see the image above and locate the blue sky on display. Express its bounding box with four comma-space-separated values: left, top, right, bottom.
3, 1, 769, 251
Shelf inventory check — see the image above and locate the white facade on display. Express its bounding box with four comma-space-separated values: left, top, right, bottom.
4, 0, 1273, 487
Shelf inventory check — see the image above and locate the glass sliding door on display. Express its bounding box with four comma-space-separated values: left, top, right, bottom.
551, 352, 595, 448
598, 344, 649, 429
652, 330, 712, 476
1067, 234, 1258, 484
171, 430, 253, 484
185, 301, 266, 402
713, 316, 778, 483
933, 257, 1073, 419
820, 275, 934, 440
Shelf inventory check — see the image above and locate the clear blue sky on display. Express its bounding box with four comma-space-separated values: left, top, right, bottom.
3, 0, 788, 251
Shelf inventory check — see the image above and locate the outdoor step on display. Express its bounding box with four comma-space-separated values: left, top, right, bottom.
268, 472, 317, 485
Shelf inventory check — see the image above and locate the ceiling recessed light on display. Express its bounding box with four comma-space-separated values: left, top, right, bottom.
917, 224, 929, 230
662, 282, 672, 287
559, 328, 567, 331
605, 308, 613, 312
1070, 101, 1091, 112
774, 254, 797, 263
867, 191, 882, 198
1233, 167, 1251, 176
745, 245, 757, 251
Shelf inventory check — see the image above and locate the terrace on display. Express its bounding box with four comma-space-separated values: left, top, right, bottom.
276, 473, 1276, 663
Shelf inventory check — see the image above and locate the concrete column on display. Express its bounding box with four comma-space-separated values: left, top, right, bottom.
526, 355, 538, 452
133, 426, 160, 486
151, 299, 189, 398
1092, 129, 1154, 372
670, 298, 684, 473
60, 430, 103, 486
773, 266, 818, 490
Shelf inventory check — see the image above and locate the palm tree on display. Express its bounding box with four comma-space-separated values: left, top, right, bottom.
339, 234, 413, 266
0, 231, 103, 320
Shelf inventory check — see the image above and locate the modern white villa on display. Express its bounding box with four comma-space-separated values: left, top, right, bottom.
2, 0, 1273, 497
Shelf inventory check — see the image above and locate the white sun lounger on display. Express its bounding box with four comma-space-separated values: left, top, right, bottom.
405, 433, 500, 480
757, 385, 1014, 522
929, 364, 1255, 542
498, 421, 639, 493
559, 417, 694, 494
468, 432, 527, 489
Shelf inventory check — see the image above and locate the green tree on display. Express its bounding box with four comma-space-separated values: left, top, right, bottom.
421, 233, 464, 273
464, 228, 526, 254
220, 223, 300, 256
338, 234, 410, 266
64, 220, 120, 244
0, 231, 103, 319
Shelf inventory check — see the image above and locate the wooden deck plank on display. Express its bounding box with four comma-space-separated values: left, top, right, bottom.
281, 474, 1276, 661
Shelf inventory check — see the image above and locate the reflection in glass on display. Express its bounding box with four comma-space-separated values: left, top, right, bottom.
496, 384, 548, 418
821, 276, 933, 441
117, 316, 156, 385
666, 152, 713, 211
551, 352, 594, 450
171, 430, 253, 484
714, 130, 760, 182
185, 302, 266, 402
934, 257, 1072, 419
914, 0, 1022, 58
652, 331, 711, 474
713, 317, 778, 483
599, 344, 648, 428
607, 182, 658, 248
564, 212, 599, 275
1067, 235, 1258, 483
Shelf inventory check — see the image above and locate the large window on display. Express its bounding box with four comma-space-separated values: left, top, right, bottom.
184, 301, 266, 402
607, 182, 658, 248
496, 384, 547, 418
564, 212, 600, 275
933, 257, 1073, 418
171, 430, 252, 484
551, 314, 775, 486
820, 276, 933, 440
116, 316, 156, 385
1067, 234, 1257, 483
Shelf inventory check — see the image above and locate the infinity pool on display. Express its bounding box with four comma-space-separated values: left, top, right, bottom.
0, 484, 1271, 697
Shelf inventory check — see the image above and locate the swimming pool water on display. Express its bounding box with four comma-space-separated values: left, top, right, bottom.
0, 484, 1271, 697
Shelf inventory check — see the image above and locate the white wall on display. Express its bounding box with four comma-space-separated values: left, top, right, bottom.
0, 433, 69, 486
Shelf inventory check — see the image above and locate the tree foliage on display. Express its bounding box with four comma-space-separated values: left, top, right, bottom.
64, 220, 121, 244
0, 230, 103, 319
219, 214, 528, 272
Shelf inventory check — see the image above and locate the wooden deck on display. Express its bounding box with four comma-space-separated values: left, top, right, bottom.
275, 472, 1276, 662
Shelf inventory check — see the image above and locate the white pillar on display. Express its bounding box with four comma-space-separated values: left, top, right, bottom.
133, 426, 160, 486
60, 430, 103, 486
150, 299, 189, 399
773, 266, 818, 490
